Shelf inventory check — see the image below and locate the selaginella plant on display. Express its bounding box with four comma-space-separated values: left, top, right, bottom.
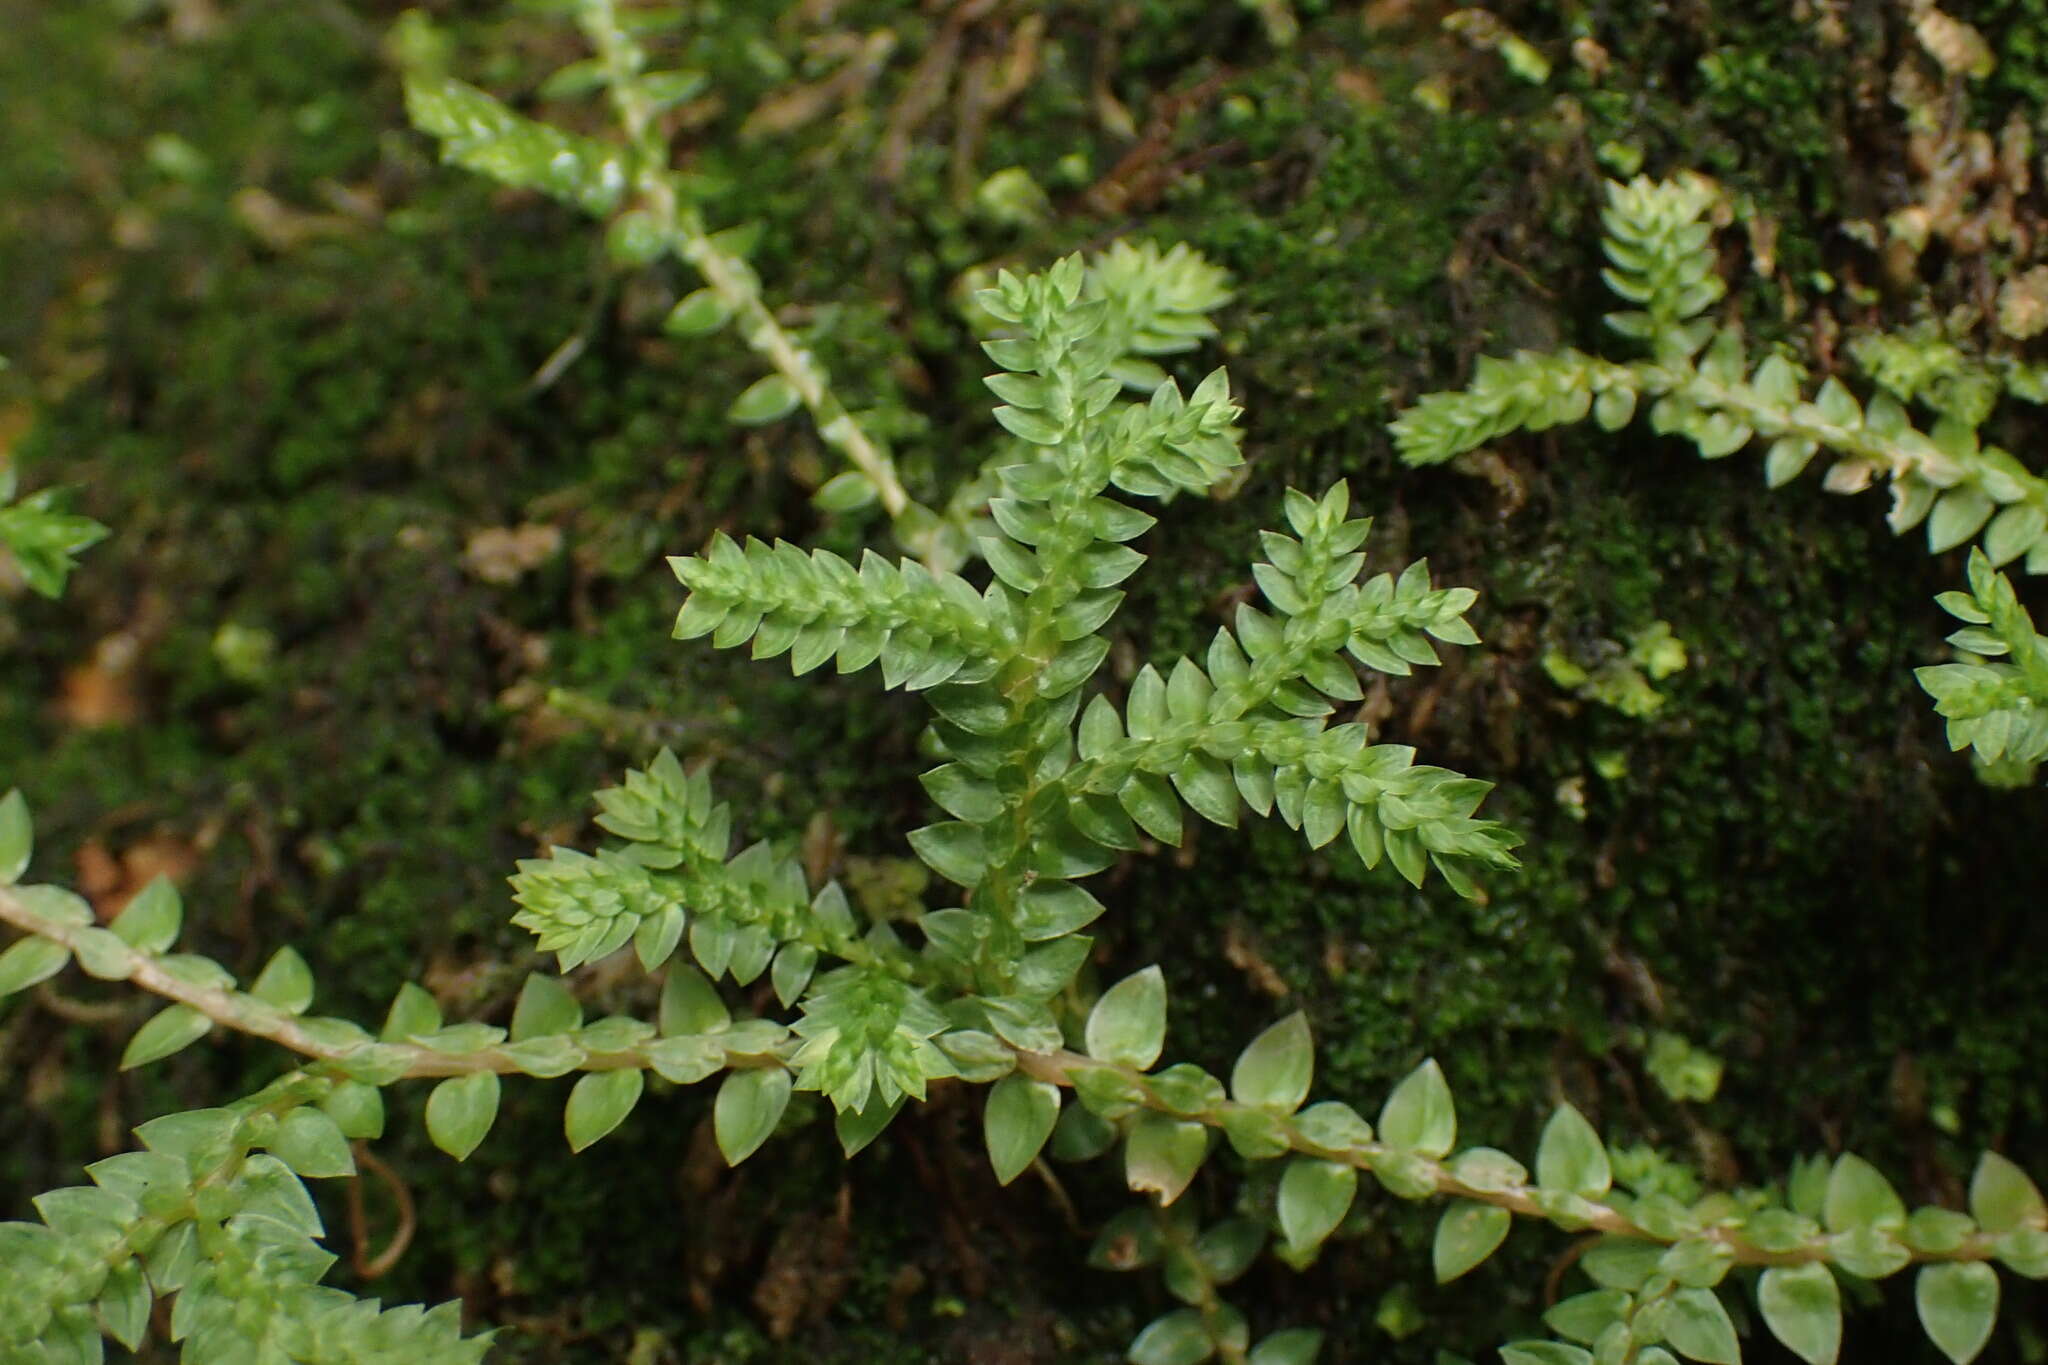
6, 253, 2048, 1365
396, 0, 1231, 571
1391, 170, 2048, 788
1391, 173, 2048, 577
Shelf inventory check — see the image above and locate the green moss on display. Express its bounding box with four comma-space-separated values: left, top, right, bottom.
7, 1, 2048, 1361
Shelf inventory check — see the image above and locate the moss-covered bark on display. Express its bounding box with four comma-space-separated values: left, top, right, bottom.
4, 1, 2046, 1360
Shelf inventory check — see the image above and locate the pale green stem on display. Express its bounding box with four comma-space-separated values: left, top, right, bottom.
576, 0, 922, 539
1010, 1047, 2006, 1271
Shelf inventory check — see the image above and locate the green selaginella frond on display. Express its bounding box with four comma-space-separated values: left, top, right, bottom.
1038, 479, 1516, 890
1918, 550, 2048, 771
1386, 347, 1633, 470
509, 748, 876, 984
1392, 172, 2048, 577
0, 1071, 492, 1364
1597, 171, 1725, 355
672, 256, 1508, 1025
668, 534, 1020, 690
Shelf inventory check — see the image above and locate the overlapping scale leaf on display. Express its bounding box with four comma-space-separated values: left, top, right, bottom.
508, 847, 683, 972
670, 534, 1016, 691
789, 966, 957, 1114
1599, 172, 1724, 341
511, 755, 823, 976
1391, 348, 1623, 466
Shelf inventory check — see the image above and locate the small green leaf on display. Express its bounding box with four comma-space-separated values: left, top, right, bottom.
1195, 1219, 1265, 1284
643, 69, 709, 109
1984, 503, 2048, 568
1971, 1152, 2046, 1234
1051, 1101, 1117, 1161
1545, 1290, 1633, 1345
1129, 1307, 1213, 1365
96, 1260, 151, 1350
381, 981, 443, 1042
320, 1081, 386, 1141
1501, 1346, 1593, 1365
907, 821, 990, 888
1278, 1157, 1357, 1252
1763, 438, 1818, 488
1535, 1104, 1612, 1198
109, 877, 182, 953
1757, 1263, 1841, 1365
69, 927, 130, 980
120, 1004, 212, 1070
1995, 1226, 2048, 1277
15, 885, 91, 926
511, 973, 583, 1041
664, 288, 732, 337
1928, 487, 1997, 555
538, 56, 610, 99
606, 208, 665, 266
659, 964, 731, 1035
1088, 1206, 1162, 1270
644, 1034, 722, 1085
1916, 1262, 1999, 1365
1379, 1058, 1456, 1157
1828, 1224, 1910, 1279
1248, 1328, 1323, 1365
715, 1066, 792, 1165
1582, 1237, 1663, 1291
1907, 1208, 1978, 1255
1594, 386, 1637, 430
250, 946, 315, 1014
0, 790, 28, 883
135, 1107, 238, 1172
835, 1094, 901, 1156
268, 1108, 355, 1179
1824, 1153, 1904, 1231
771, 942, 818, 1008
1230, 1012, 1314, 1114
1125, 1112, 1209, 1205
1017, 880, 1105, 940
1119, 771, 1184, 846
0, 936, 71, 999
1662, 1287, 1740, 1364
813, 470, 879, 513
1086, 966, 1167, 1070
922, 764, 1005, 823
566, 1069, 645, 1152
1433, 1199, 1510, 1282
1787, 1154, 1831, 1219
425, 1071, 501, 1161
728, 374, 802, 426
985, 1074, 1060, 1185
635, 903, 685, 972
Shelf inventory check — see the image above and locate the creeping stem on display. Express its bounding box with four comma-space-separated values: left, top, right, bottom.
576, 0, 920, 534
0, 878, 2000, 1277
